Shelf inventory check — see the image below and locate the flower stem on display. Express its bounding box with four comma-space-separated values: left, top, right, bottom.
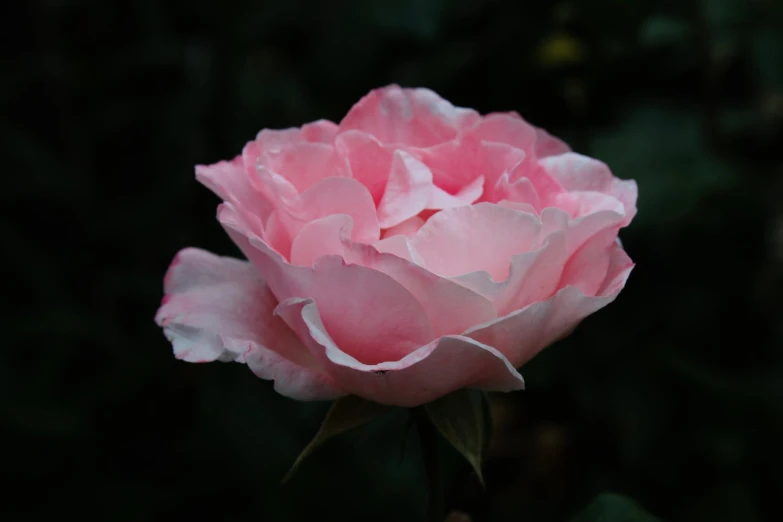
414, 407, 444, 522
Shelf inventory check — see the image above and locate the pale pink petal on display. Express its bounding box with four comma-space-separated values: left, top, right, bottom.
438, 205, 627, 316
274, 297, 523, 407
259, 142, 348, 192
252, 128, 303, 150
534, 127, 572, 158
275, 176, 381, 245
300, 119, 339, 143
290, 214, 353, 267
427, 176, 485, 210
195, 159, 273, 233
508, 161, 564, 207
154, 247, 343, 400
416, 136, 526, 196
497, 200, 538, 213
340, 241, 497, 337
339, 85, 480, 147
539, 152, 638, 224
410, 203, 541, 280
464, 243, 634, 368
470, 113, 537, 153
540, 196, 626, 258
239, 122, 338, 182
376, 151, 434, 229
250, 166, 299, 204
558, 229, 621, 297
262, 209, 293, 260
492, 172, 540, 209
381, 215, 425, 239
334, 130, 393, 204
451, 231, 568, 317
373, 235, 420, 262
217, 215, 435, 366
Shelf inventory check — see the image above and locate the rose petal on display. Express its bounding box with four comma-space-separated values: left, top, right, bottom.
492, 172, 540, 209
508, 161, 564, 207
470, 112, 537, 153
290, 214, 353, 267
427, 176, 485, 210
273, 176, 381, 246
534, 127, 572, 158
195, 159, 273, 233
376, 150, 434, 229
218, 211, 435, 366
340, 241, 497, 337
154, 247, 343, 400
259, 142, 348, 193
452, 231, 568, 317
381, 215, 425, 239
464, 242, 634, 368
334, 130, 393, 204
410, 203, 541, 280
274, 297, 524, 407
539, 152, 638, 224
339, 85, 480, 147
416, 135, 526, 196
300, 119, 339, 143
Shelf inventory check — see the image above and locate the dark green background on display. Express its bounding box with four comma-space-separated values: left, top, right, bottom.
4, 0, 782, 520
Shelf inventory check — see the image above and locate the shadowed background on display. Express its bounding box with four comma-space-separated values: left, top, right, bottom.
4, 0, 783, 521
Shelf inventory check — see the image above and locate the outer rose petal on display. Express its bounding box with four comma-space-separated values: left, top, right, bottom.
339, 85, 480, 147
469, 112, 537, 153
539, 152, 638, 224
534, 127, 572, 158
154, 247, 343, 400
195, 159, 273, 234
258, 142, 348, 193
274, 297, 524, 407
219, 205, 435, 365
464, 240, 634, 368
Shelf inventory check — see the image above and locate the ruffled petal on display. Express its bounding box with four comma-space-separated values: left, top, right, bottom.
265, 175, 381, 246
195, 159, 273, 234
416, 135, 526, 196
339, 85, 480, 147
274, 297, 524, 407
334, 130, 393, 204
376, 150, 434, 229
410, 203, 541, 280
219, 208, 435, 365
258, 142, 348, 193
539, 152, 638, 224
340, 241, 497, 337
154, 247, 343, 400
427, 176, 485, 210
470, 112, 537, 153
534, 127, 572, 158
464, 241, 634, 368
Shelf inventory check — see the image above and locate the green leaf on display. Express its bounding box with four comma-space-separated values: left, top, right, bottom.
424, 389, 492, 486
282, 395, 390, 483
570, 493, 660, 522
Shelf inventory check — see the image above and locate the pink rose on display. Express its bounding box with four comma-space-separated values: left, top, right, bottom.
155, 85, 636, 407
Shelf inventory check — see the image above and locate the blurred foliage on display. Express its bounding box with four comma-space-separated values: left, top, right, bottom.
3, 0, 782, 521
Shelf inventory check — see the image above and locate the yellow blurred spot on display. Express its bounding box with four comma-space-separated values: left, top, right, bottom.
536, 33, 586, 68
